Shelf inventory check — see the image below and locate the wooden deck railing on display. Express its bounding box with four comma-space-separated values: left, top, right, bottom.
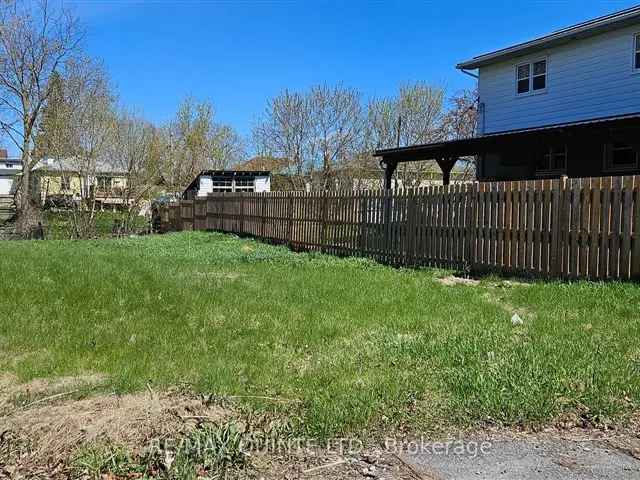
156, 176, 640, 280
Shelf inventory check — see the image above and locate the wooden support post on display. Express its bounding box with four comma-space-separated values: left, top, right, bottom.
381, 159, 398, 190
436, 157, 458, 186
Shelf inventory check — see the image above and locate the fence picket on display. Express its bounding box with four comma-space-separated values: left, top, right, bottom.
579, 179, 590, 277
632, 176, 640, 279
599, 178, 612, 279
570, 178, 581, 278
620, 177, 633, 278
610, 177, 623, 278
588, 178, 601, 279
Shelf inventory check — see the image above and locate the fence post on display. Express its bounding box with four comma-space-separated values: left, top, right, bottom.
632, 176, 640, 280
159, 205, 166, 232
383, 188, 392, 262
239, 192, 245, 235
204, 195, 210, 231
221, 194, 226, 231
406, 188, 416, 265
287, 192, 294, 245
465, 182, 477, 271
550, 177, 565, 278
321, 191, 328, 252
181, 200, 194, 231
358, 190, 368, 256
261, 194, 266, 238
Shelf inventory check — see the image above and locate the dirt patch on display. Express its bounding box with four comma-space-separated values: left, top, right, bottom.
489, 279, 533, 288
253, 447, 419, 480
1, 375, 231, 477
482, 290, 536, 321
5, 391, 228, 456
0, 373, 421, 479
437, 276, 480, 287
0, 388, 420, 479
436, 276, 533, 289
436, 275, 536, 323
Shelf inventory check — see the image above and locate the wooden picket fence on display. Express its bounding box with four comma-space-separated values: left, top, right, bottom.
156, 175, 640, 280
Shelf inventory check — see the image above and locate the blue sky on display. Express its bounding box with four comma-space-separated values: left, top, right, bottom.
70, 0, 636, 140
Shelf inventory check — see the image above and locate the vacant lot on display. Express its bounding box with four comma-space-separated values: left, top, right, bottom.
1, 231, 640, 442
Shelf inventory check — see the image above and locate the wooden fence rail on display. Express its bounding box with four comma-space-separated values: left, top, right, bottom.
157, 176, 640, 280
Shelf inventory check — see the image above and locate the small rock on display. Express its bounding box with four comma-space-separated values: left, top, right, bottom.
362, 455, 378, 465
511, 313, 524, 326
362, 465, 377, 478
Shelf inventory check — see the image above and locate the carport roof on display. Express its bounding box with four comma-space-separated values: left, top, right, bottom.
373, 113, 640, 163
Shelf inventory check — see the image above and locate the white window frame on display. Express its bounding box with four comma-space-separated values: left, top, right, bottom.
633, 33, 640, 73
515, 58, 548, 97
516, 63, 531, 95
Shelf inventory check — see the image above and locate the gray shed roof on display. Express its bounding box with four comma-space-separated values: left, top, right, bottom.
457, 5, 640, 70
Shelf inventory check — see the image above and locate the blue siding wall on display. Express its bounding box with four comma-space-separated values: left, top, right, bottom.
478, 23, 640, 134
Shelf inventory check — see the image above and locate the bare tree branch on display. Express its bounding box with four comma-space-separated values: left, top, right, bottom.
0, 0, 83, 233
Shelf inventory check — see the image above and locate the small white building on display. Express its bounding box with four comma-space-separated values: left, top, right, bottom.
183, 170, 271, 199
0, 151, 21, 196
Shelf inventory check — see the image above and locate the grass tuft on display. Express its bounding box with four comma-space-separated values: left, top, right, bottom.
71, 444, 143, 478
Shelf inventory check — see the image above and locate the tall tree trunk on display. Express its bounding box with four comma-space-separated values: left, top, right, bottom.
15, 148, 41, 235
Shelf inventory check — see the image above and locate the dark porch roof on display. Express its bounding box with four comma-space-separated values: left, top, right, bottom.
373, 113, 640, 163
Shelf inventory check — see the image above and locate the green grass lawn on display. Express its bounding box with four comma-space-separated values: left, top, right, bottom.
1, 232, 639, 438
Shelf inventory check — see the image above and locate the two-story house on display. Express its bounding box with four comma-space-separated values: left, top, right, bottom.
375, 5, 640, 185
